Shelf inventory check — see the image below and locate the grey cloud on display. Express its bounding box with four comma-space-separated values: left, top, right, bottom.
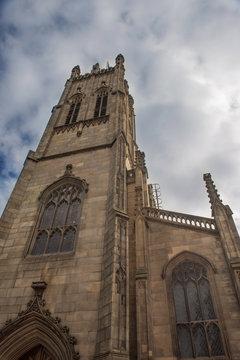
1, 0, 240, 232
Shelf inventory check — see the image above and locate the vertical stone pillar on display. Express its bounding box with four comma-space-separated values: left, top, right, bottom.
204, 173, 240, 304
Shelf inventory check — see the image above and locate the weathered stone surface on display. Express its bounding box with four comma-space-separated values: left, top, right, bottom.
0, 56, 240, 360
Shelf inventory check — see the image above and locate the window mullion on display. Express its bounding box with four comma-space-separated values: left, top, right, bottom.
183, 278, 197, 357
189, 323, 196, 358
196, 274, 211, 356
183, 279, 191, 322
44, 230, 50, 255
196, 278, 205, 320
204, 321, 212, 357
59, 228, 64, 252
65, 200, 71, 226
182, 279, 195, 357
51, 201, 58, 229
100, 94, 104, 116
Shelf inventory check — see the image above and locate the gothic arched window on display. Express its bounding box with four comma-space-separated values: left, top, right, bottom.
171, 260, 225, 358
94, 90, 108, 118
65, 96, 82, 124
31, 181, 85, 256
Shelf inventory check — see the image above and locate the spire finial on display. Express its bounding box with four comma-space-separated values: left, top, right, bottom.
115, 54, 125, 66
203, 173, 222, 214
71, 65, 80, 79
91, 62, 100, 74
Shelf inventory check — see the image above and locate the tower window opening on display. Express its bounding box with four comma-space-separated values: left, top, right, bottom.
94, 91, 108, 118
65, 98, 81, 124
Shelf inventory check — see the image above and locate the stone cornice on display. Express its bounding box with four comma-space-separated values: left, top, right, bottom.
37, 138, 117, 161
71, 66, 115, 82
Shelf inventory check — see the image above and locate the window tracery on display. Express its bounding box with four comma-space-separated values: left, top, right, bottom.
94, 90, 108, 117
31, 183, 84, 256
171, 261, 225, 358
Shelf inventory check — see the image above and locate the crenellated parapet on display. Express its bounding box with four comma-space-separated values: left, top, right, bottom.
69, 54, 124, 83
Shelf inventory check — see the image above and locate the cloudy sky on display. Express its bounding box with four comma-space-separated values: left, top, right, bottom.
1, 0, 240, 229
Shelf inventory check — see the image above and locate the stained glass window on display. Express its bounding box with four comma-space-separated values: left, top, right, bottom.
32, 183, 83, 255
46, 230, 61, 253
67, 199, 81, 225
94, 91, 108, 117
32, 231, 48, 255
54, 201, 68, 227
40, 203, 55, 229
172, 261, 225, 358
62, 227, 75, 252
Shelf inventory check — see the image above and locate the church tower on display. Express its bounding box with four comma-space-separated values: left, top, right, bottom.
0, 54, 136, 360
0, 55, 240, 360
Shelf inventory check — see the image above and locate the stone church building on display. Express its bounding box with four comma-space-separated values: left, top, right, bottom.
0, 54, 240, 360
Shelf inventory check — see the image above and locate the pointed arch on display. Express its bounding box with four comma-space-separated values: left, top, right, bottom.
162, 251, 217, 279
39, 175, 88, 202
0, 312, 76, 360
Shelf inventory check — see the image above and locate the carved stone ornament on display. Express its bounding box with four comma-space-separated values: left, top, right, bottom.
71, 65, 81, 80
135, 149, 147, 174
91, 62, 100, 74
236, 269, 240, 283
0, 282, 80, 360
115, 54, 125, 66
137, 280, 146, 289
31, 280, 47, 298
64, 164, 73, 176
116, 264, 126, 294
